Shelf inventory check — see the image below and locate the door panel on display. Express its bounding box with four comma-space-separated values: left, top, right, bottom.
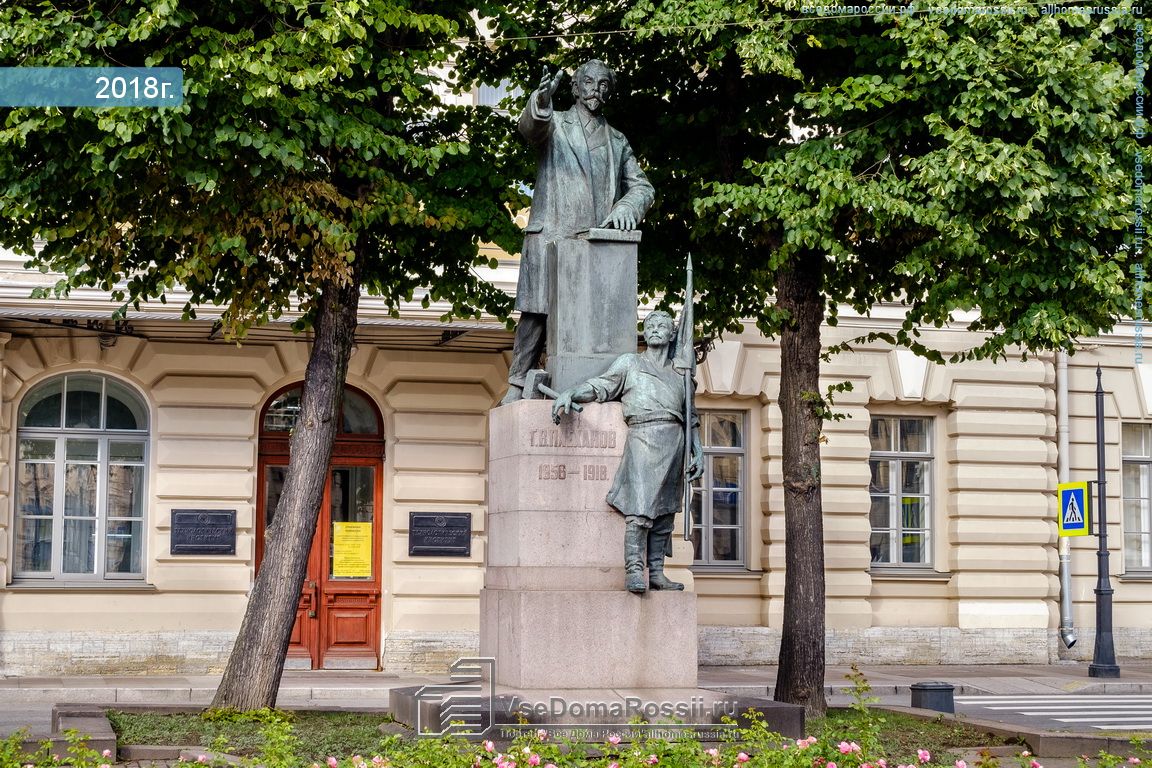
320, 466, 381, 668
258, 462, 380, 669
261, 464, 321, 668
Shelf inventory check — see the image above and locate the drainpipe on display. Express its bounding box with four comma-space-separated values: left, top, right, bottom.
1057, 350, 1078, 649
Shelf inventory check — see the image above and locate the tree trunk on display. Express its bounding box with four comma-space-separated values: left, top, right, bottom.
773, 248, 828, 720
212, 273, 360, 710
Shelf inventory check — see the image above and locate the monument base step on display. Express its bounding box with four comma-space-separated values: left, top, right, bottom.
389, 685, 803, 740
480, 588, 698, 689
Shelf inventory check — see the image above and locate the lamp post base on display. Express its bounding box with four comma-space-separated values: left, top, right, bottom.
1088, 663, 1121, 678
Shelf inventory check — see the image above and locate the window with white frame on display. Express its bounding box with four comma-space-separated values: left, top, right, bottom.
14, 374, 148, 581
690, 411, 746, 567
869, 416, 932, 567
1121, 424, 1152, 572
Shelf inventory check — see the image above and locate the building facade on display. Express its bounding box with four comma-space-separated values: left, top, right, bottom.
0, 247, 1149, 675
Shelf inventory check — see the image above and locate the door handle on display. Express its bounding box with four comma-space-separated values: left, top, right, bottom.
307, 580, 318, 618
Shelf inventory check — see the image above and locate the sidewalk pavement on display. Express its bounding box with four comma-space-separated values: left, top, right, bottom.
2, 661, 1151, 757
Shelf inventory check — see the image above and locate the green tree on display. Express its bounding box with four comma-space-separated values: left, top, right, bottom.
466, 0, 1140, 716
0, 0, 524, 709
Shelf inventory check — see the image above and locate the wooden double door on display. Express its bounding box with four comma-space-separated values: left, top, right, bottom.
257, 385, 386, 669
259, 460, 383, 669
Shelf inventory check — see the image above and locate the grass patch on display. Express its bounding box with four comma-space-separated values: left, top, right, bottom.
824, 709, 1021, 762
107, 706, 1016, 764
106, 710, 390, 762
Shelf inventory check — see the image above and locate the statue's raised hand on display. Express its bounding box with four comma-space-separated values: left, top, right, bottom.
536, 65, 565, 110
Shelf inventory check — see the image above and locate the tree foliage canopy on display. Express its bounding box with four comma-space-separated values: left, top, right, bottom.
467, 0, 1142, 360
0, 0, 527, 336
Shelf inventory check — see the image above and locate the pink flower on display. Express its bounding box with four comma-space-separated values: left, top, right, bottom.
646, 756, 659, 765
1030, 761, 1041, 768
707, 749, 720, 757
828, 763, 837, 768
537, 729, 549, 740
198, 757, 209, 765
839, 742, 862, 755
485, 741, 495, 752
609, 763, 620, 768
955, 762, 967, 768
608, 735, 622, 746
863, 763, 874, 768
528, 756, 541, 767
372, 758, 385, 767
738, 754, 750, 764
1128, 760, 1142, 765
918, 751, 931, 764
879, 761, 888, 768
102, 750, 113, 759
1020, 754, 1031, 759
98, 764, 111, 768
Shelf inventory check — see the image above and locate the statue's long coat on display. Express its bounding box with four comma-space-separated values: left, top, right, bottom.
516, 100, 655, 314
587, 351, 697, 523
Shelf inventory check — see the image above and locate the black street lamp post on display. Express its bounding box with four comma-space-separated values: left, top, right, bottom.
1089, 365, 1120, 678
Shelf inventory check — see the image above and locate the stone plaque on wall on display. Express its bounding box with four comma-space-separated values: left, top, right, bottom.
408, 512, 471, 557
171, 509, 237, 555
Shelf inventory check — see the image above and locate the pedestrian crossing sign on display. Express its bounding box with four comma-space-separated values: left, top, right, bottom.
1057, 481, 1090, 537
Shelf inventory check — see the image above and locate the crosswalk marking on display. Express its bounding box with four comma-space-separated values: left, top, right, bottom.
1024, 709, 1152, 715
954, 694, 1152, 733
958, 695, 1152, 702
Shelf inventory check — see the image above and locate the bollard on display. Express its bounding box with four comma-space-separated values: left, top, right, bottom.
909, 681, 955, 713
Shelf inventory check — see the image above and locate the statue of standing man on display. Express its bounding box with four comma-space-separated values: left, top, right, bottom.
500, 60, 656, 405
552, 310, 703, 593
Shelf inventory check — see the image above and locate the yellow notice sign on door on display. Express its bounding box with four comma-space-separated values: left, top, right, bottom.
332, 521, 373, 578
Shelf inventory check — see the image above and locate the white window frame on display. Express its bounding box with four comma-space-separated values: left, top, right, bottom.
691, 410, 747, 569
868, 415, 934, 569
13, 374, 149, 583
1121, 423, 1152, 572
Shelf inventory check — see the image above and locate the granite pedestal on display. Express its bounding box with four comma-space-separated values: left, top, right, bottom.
482, 399, 697, 689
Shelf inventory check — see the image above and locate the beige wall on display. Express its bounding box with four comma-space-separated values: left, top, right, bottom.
695, 319, 1152, 664
2, 310, 1152, 674
0, 327, 506, 673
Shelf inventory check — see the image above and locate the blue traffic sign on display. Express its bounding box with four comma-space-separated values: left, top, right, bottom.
1057, 482, 1089, 537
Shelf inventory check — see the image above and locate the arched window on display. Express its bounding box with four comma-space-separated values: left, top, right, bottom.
14, 374, 149, 581
261, 386, 380, 437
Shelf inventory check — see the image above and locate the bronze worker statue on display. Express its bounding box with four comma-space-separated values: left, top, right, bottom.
500, 60, 655, 405
552, 310, 703, 593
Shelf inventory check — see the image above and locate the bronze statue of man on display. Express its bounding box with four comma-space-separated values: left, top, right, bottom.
500, 60, 656, 405
552, 310, 703, 593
